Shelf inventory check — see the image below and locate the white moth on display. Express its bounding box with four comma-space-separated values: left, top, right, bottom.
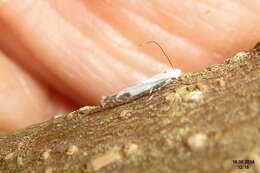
101, 41, 182, 107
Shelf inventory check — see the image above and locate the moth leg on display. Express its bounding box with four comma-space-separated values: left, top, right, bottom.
146, 85, 157, 102
146, 79, 173, 102
146, 95, 154, 102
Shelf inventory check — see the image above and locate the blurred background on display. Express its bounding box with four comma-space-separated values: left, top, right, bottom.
0, 0, 259, 133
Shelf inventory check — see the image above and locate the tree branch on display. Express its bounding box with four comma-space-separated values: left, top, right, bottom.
1, 45, 260, 173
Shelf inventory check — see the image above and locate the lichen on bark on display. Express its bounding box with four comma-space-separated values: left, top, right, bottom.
0, 45, 260, 173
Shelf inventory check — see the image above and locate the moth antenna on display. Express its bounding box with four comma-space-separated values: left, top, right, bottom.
140, 41, 174, 69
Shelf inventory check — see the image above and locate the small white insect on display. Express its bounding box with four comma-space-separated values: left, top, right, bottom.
101, 41, 182, 107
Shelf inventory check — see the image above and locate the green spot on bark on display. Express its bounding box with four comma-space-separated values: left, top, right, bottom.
16, 156, 24, 168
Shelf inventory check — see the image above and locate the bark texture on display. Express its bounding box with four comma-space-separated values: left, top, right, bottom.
0, 45, 260, 173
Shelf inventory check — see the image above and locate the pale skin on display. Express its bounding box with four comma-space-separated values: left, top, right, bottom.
0, 0, 260, 133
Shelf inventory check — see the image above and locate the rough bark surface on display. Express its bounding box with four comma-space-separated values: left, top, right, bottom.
0, 45, 260, 173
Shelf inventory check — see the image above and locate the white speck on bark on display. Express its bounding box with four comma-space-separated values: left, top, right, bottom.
87, 147, 121, 171
184, 91, 203, 102
187, 133, 208, 151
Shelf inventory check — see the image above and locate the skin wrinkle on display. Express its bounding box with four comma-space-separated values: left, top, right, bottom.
154, 4, 229, 54
71, 40, 151, 98
149, 3, 224, 61
0, 0, 148, 103
0, 17, 63, 93
187, 1, 258, 53
94, 0, 224, 61
83, 53, 135, 93
0, 1, 92, 104
84, 1, 223, 71
0, 53, 74, 133
121, 8, 219, 70
48, 0, 168, 76
74, 38, 148, 92
48, 18, 151, 93
126, 0, 260, 57
156, 0, 236, 54
0, 54, 53, 131
84, 2, 161, 56
0, 54, 50, 117
88, 1, 184, 65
